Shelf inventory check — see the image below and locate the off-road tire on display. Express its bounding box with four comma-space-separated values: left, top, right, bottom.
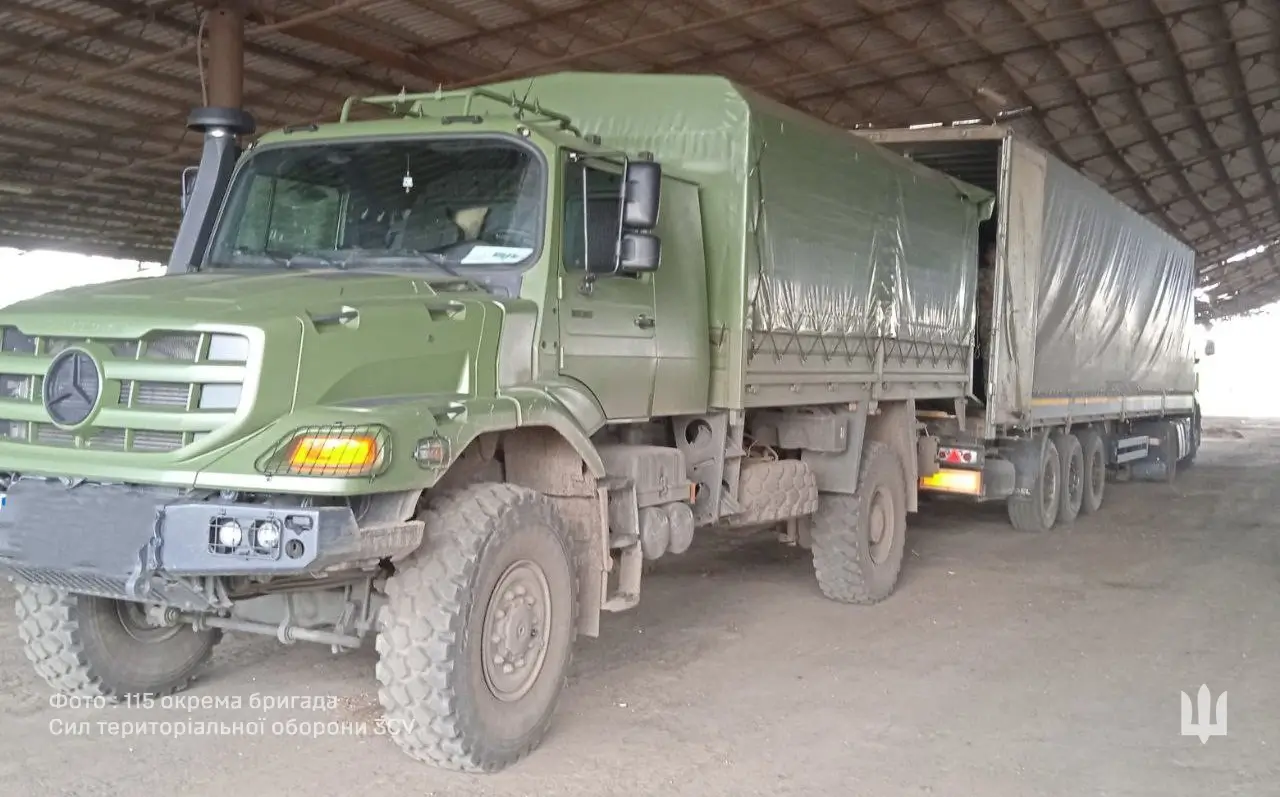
15, 583, 219, 699
734, 459, 819, 526
1054, 432, 1085, 525
809, 442, 908, 605
376, 483, 579, 773
1077, 428, 1106, 515
1007, 436, 1061, 532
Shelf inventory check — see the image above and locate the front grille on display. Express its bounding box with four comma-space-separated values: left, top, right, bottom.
145, 334, 201, 362
34, 424, 75, 447
133, 431, 185, 453
0, 326, 249, 455
1, 328, 36, 355
119, 380, 192, 408
0, 374, 31, 401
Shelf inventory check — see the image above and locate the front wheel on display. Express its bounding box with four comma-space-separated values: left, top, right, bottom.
376, 483, 579, 773
15, 584, 220, 699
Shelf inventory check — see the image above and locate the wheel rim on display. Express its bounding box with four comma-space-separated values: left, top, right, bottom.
482, 559, 553, 703
1067, 450, 1083, 504
1041, 457, 1059, 520
115, 601, 183, 644
1089, 447, 1105, 498
867, 485, 896, 565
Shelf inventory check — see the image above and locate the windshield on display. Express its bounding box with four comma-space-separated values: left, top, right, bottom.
204, 137, 544, 272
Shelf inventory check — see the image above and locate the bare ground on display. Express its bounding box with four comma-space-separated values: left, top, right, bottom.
2, 419, 1279, 796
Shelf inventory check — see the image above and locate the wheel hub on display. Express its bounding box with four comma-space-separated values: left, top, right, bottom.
482, 560, 552, 702
1042, 460, 1059, 518
116, 601, 184, 644
867, 486, 895, 565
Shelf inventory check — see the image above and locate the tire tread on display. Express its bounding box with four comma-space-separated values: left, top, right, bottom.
809, 442, 906, 605
14, 583, 214, 699
375, 483, 579, 773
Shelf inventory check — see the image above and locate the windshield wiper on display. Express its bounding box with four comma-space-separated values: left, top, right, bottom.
225, 249, 347, 269
348, 250, 466, 280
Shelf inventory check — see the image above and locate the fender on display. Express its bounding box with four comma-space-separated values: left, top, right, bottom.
191, 379, 608, 494
496, 381, 608, 479
1007, 429, 1051, 496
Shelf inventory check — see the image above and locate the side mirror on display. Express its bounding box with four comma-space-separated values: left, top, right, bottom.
180, 165, 199, 213
622, 161, 661, 230
1204, 340, 1215, 357
619, 232, 661, 272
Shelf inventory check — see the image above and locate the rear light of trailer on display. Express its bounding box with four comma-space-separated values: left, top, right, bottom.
938, 445, 982, 468
919, 468, 983, 496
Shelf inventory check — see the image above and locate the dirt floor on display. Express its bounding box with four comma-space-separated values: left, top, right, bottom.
2, 419, 1278, 796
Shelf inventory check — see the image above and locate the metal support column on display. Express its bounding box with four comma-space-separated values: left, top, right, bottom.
167, 2, 255, 274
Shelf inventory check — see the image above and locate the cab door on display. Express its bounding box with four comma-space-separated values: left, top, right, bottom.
556, 156, 657, 420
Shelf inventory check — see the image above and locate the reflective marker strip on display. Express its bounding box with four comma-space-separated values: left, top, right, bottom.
919, 468, 983, 496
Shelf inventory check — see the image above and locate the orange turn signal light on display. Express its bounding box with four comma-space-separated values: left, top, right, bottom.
287, 434, 378, 474
919, 467, 983, 496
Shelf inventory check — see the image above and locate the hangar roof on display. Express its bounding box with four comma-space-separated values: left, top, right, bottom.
1, 0, 1277, 319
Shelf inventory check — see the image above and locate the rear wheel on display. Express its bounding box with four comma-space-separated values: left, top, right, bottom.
1007, 437, 1061, 532
1162, 422, 1180, 483
810, 442, 908, 604
376, 483, 578, 773
1055, 432, 1084, 524
1077, 429, 1106, 515
1183, 409, 1200, 468
15, 583, 219, 699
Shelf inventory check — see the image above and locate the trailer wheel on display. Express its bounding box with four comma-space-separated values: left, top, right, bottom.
1182, 409, 1200, 468
809, 442, 907, 604
1160, 421, 1179, 483
376, 483, 578, 773
1007, 437, 1061, 532
1077, 429, 1106, 515
1054, 432, 1084, 524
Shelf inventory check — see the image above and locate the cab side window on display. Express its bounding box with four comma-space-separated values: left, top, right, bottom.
561, 159, 623, 271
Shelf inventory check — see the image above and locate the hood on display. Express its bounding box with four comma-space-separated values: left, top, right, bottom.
5, 269, 476, 325
0, 267, 536, 482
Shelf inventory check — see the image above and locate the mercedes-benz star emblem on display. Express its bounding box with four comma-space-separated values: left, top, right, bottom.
42, 349, 101, 427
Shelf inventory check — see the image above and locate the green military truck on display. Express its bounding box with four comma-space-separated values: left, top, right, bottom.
0, 73, 991, 771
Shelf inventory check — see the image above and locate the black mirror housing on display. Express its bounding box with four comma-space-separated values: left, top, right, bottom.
619, 232, 661, 272
623, 161, 661, 230
1204, 340, 1215, 357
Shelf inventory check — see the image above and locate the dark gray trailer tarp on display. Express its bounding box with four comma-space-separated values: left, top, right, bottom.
1033, 156, 1197, 400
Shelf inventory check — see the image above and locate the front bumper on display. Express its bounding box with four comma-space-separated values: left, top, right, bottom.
0, 478, 422, 611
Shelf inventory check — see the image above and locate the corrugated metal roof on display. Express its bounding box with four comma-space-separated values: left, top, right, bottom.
0, 0, 1277, 319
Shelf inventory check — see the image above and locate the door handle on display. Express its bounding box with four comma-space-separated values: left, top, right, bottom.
635, 314, 655, 330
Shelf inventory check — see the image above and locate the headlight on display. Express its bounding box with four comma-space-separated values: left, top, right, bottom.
256, 424, 390, 478
252, 519, 282, 551
215, 519, 243, 549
